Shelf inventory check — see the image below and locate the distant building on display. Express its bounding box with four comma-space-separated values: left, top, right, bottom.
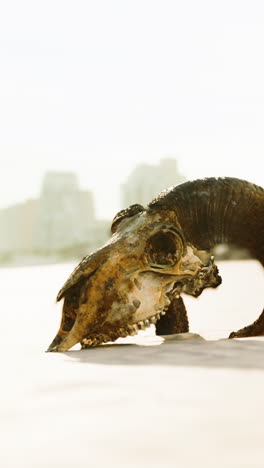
0, 199, 38, 253
0, 171, 110, 263
121, 158, 186, 208
34, 172, 95, 251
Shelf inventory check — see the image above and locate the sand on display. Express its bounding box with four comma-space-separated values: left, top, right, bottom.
0, 260, 263, 468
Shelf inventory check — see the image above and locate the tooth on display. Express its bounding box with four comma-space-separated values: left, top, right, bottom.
102, 335, 110, 343
156, 313, 160, 320
110, 332, 119, 342
144, 319, 150, 327
150, 316, 157, 324
160, 311, 166, 316
119, 328, 128, 337
128, 325, 137, 336
137, 321, 144, 330
82, 339, 92, 346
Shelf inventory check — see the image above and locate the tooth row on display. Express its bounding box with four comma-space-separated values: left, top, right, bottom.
81, 310, 167, 348
131, 310, 166, 331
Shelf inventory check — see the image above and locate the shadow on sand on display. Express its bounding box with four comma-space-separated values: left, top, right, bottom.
65, 337, 264, 370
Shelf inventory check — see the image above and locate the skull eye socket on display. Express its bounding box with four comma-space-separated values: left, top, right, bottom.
145, 229, 184, 268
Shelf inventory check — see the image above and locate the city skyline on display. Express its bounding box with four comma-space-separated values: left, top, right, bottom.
2, 153, 263, 220
0, 158, 185, 220
0, 158, 186, 262
1, 1, 264, 219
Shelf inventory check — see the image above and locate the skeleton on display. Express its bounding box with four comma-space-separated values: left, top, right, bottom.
47, 177, 264, 352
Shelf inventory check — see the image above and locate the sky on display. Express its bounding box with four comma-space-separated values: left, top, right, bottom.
0, 0, 264, 219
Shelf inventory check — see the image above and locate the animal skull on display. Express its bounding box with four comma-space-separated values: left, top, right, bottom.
47, 207, 221, 352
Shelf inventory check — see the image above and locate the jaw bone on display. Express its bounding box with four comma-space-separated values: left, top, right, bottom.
80, 310, 167, 348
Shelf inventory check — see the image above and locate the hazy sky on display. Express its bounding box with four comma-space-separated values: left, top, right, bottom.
1, 0, 264, 219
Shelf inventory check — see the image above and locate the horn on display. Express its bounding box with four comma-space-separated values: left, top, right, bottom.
111, 204, 144, 233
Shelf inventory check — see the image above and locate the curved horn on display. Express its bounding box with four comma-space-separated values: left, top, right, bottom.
111, 204, 144, 233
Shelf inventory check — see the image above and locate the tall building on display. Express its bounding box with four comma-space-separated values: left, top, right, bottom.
121, 158, 185, 208
0, 199, 38, 254
0, 171, 102, 260
35, 172, 95, 251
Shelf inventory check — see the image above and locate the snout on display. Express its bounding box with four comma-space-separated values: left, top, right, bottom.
48, 245, 140, 352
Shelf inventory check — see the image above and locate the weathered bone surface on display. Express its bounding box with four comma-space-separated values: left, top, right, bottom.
47, 177, 264, 352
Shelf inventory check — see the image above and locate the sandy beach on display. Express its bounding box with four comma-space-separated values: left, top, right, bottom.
0, 260, 263, 468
